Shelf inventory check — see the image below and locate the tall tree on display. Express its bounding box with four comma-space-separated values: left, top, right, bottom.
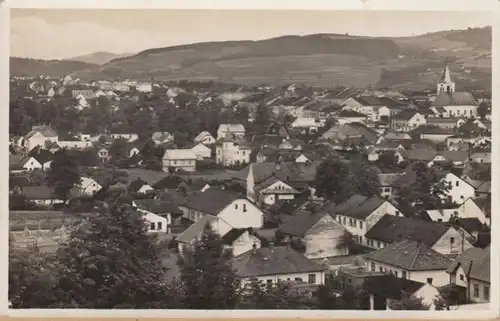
108, 138, 130, 163
52, 203, 171, 308
177, 223, 240, 309
45, 149, 81, 202
388, 291, 430, 310
477, 101, 489, 120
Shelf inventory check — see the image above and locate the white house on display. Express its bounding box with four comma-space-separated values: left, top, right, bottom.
189, 142, 212, 160
152, 132, 174, 145
215, 138, 252, 167
426, 198, 489, 226
363, 239, 452, 287
24, 125, 59, 152
111, 133, 139, 142
442, 173, 476, 204
162, 149, 197, 172
333, 195, 403, 246
250, 175, 300, 206
390, 111, 427, 132
136, 82, 153, 93
9, 156, 42, 172
194, 131, 216, 145
217, 124, 246, 140
78, 177, 102, 196
222, 228, 263, 257
132, 199, 178, 234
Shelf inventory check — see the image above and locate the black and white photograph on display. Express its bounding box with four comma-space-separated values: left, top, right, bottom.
6, 2, 496, 314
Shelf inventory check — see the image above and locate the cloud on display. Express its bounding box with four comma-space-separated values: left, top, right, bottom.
10, 16, 171, 59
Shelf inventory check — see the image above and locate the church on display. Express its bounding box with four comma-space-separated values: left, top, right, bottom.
430, 65, 478, 118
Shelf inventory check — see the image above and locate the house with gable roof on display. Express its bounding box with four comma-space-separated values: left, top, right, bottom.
193, 131, 216, 145
230, 244, 327, 287
446, 246, 490, 303
24, 125, 59, 152
333, 195, 403, 246
364, 215, 474, 255
363, 239, 452, 287
162, 149, 197, 172
221, 228, 263, 257
390, 110, 427, 132
250, 172, 301, 206
215, 137, 252, 167
217, 124, 246, 140
9, 155, 42, 172
279, 204, 349, 259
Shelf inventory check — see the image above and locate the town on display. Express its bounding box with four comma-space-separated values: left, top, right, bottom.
9, 64, 491, 310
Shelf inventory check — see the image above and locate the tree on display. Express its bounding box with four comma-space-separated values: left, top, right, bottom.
45, 149, 81, 202
177, 223, 240, 309
314, 157, 381, 203
52, 202, 171, 308
388, 291, 430, 310
477, 101, 489, 120
108, 138, 129, 163
9, 242, 58, 308
238, 280, 314, 309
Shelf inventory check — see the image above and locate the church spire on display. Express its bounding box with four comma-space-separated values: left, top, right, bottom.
441, 65, 452, 83
437, 63, 455, 95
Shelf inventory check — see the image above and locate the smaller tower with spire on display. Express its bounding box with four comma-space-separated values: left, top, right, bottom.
437, 64, 456, 95
246, 163, 255, 202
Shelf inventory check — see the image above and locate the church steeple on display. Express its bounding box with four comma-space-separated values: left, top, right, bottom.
246, 163, 255, 202
437, 64, 455, 95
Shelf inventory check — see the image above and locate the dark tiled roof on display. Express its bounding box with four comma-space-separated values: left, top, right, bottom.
176, 215, 216, 244
391, 110, 419, 121
221, 228, 255, 245
446, 247, 490, 283
455, 218, 485, 234
153, 175, 186, 190
128, 178, 150, 192
182, 188, 240, 215
134, 199, 182, 215
22, 185, 55, 200
364, 239, 452, 271
230, 246, 326, 277
433, 92, 477, 107
364, 215, 449, 246
378, 173, 403, 186
335, 195, 387, 220
233, 161, 319, 185
356, 96, 385, 106
280, 210, 335, 237
363, 274, 424, 300
338, 110, 368, 118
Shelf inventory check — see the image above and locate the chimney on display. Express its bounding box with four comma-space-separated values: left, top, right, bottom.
252, 242, 257, 254
269, 241, 275, 252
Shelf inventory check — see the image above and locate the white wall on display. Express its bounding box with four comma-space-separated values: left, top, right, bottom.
443, 173, 475, 204
229, 232, 262, 257
27, 132, 58, 152
23, 157, 42, 171
431, 227, 474, 255
218, 199, 264, 230
304, 215, 348, 259
240, 270, 326, 287
143, 212, 168, 233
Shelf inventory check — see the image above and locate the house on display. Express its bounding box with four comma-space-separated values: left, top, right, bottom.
24, 125, 59, 152
230, 244, 327, 287
110, 133, 139, 142
390, 110, 426, 132
342, 96, 387, 121
222, 228, 263, 257
215, 137, 252, 167
418, 127, 456, 143
426, 198, 489, 226
442, 173, 476, 204
363, 239, 452, 287
97, 147, 110, 162
77, 177, 102, 196
21, 186, 65, 206
71, 88, 94, 99
333, 195, 403, 246
362, 274, 441, 310
217, 124, 246, 140
279, 208, 349, 259
193, 131, 216, 145
179, 188, 264, 228
251, 174, 301, 206
56, 141, 94, 150
427, 118, 465, 129
378, 173, 403, 200
290, 117, 325, 133
188, 142, 212, 160
336, 110, 368, 125
320, 123, 379, 145
431, 65, 478, 118
133, 199, 182, 233
364, 215, 474, 255
128, 178, 155, 195
162, 149, 197, 172
469, 152, 491, 164
152, 132, 174, 145
446, 246, 490, 303
9, 156, 42, 172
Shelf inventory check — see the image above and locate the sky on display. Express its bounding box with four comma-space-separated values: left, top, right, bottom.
10, 9, 492, 60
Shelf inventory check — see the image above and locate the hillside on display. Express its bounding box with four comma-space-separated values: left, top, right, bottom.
10, 27, 492, 89
68, 51, 134, 65
10, 58, 98, 78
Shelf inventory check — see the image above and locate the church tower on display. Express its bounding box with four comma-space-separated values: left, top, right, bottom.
246, 163, 255, 202
437, 65, 456, 95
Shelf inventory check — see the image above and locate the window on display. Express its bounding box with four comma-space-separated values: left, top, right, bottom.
150, 222, 155, 230
427, 278, 433, 285
395, 211, 400, 216
267, 279, 273, 284
243, 204, 247, 212
343, 217, 346, 225
456, 181, 459, 187
353, 220, 357, 228
473, 284, 480, 298
359, 221, 363, 229
484, 286, 490, 300
308, 274, 316, 284
379, 267, 383, 272
394, 271, 398, 277
459, 274, 464, 281
402, 271, 407, 279
371, 262, 375, 272
438, 219, 443, 222
157, 222, 162, 230
295, 277, 303, 282
384, 187, 390, 192
450, 237, 455, 244
377, 241, 381, 248
235, 204, 238, 210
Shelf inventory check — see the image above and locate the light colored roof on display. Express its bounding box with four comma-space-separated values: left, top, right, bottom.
162, 149, 196, 160
218, 124, 246, 133
176, 215, 217, 244
193, 131, 214, 142
25, 125, 58, 139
